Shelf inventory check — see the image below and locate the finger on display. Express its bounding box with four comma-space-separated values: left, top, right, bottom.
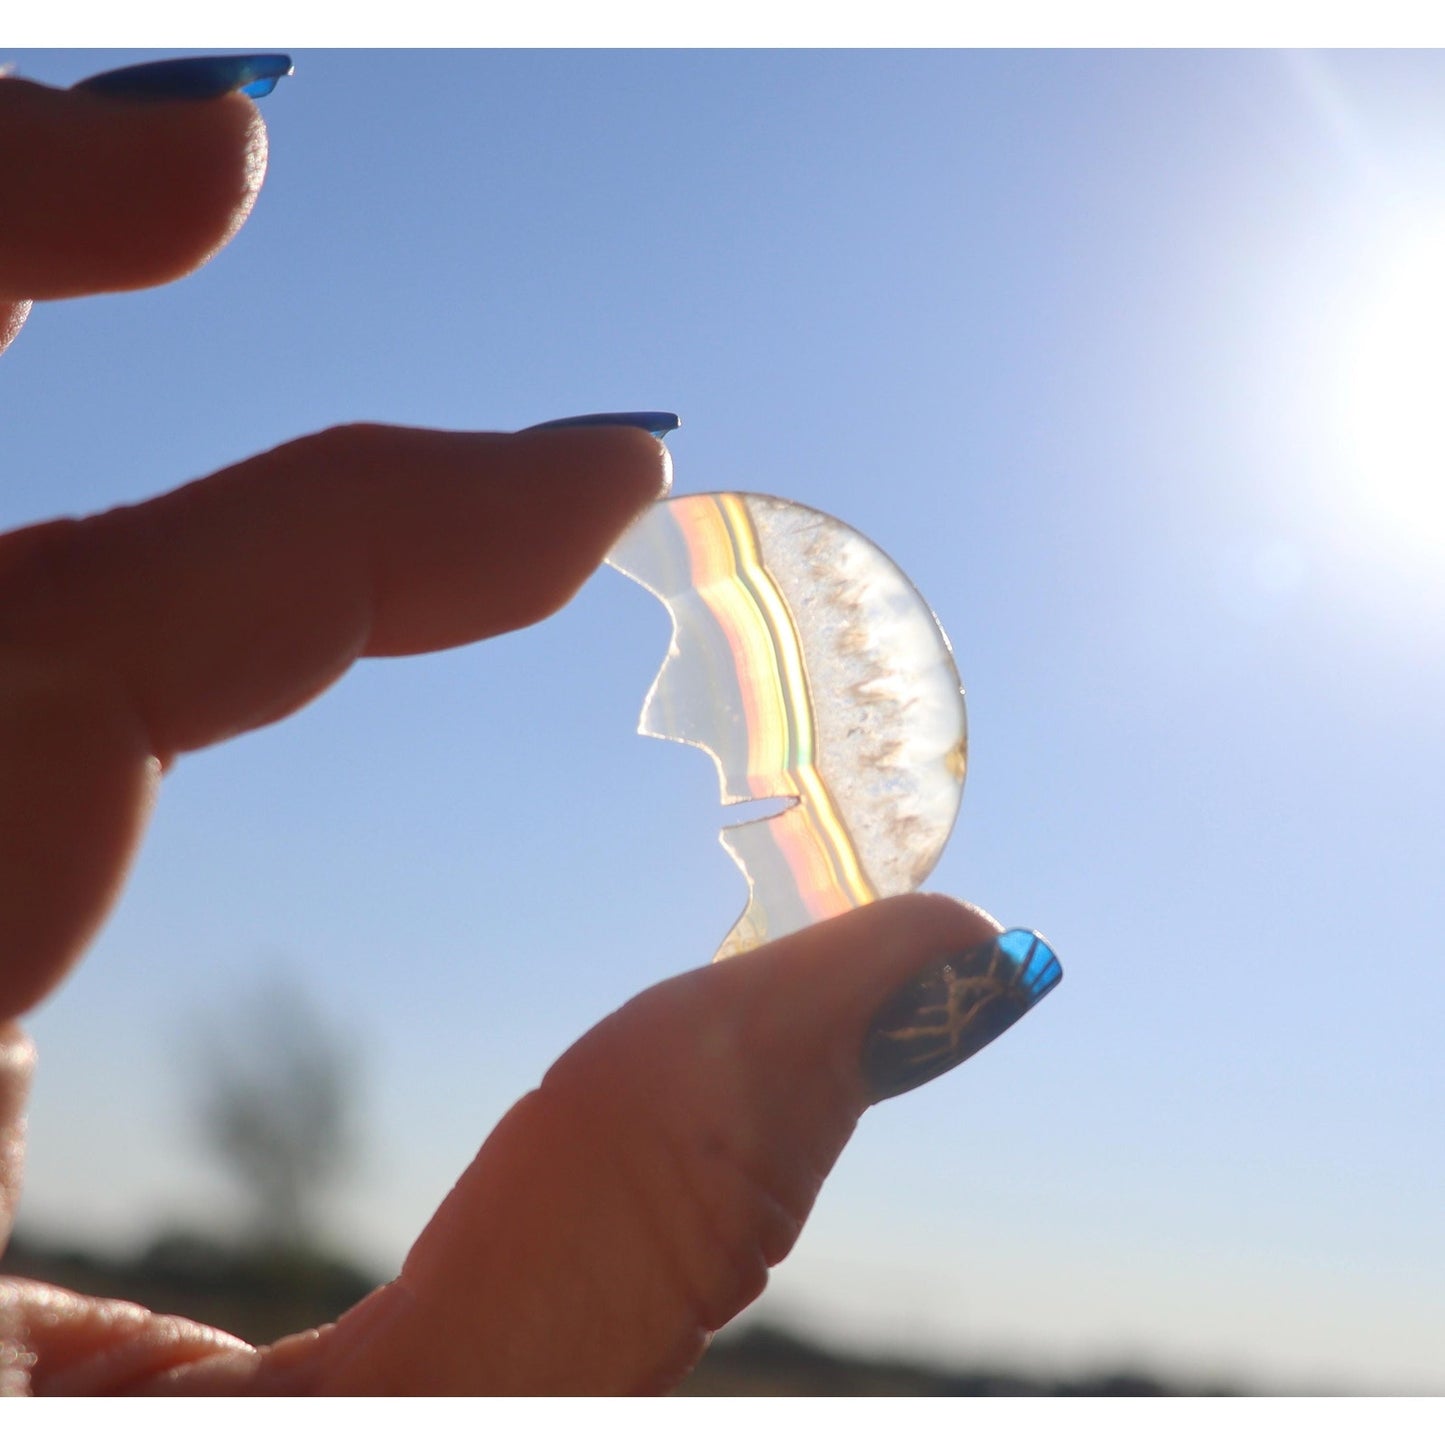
0, 301, 29, 358
0, 1025, 36, 1248
0, 74, 269, 306
0, 424, 670, 1020
290, 893, 1060, 1395
0, 1279, 252, 1396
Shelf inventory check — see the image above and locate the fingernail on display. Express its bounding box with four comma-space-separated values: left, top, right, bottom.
863, 929, 1062, 1104
524, 412, 681, 440
73, 53, 294, 101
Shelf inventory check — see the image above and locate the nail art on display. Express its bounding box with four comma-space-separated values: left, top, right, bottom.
525, 412, 681, 440
863, 929, 1061, 1103
73, 54, 294, 101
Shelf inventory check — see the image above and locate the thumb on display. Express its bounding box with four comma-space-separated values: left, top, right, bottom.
303, 893, 1061, 1395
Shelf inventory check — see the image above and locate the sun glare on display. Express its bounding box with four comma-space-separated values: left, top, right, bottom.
1342, 224, 1445, 547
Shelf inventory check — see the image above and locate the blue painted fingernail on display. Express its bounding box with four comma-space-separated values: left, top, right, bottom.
524, 412, 681, 440
73, 54, 294, 101
863, 929, 1062, 1104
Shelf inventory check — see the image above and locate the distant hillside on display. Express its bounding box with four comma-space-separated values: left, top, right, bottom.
679, 1322, 1235, 1396
4, 1231, 1233, 1395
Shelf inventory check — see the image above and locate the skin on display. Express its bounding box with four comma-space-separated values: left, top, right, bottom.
0, 73, 1002, 1395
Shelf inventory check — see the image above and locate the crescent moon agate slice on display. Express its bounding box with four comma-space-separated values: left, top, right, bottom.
607, 493, 967, 960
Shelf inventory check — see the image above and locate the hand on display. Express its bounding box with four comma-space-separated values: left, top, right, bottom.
0, 56, 1054, 1395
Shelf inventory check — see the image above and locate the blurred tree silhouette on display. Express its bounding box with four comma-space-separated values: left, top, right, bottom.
189, 976, 362, 1252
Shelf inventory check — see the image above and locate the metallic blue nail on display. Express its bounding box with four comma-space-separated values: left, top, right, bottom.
525, 412, 681, 440
73, 54, 294, 101
863, 929, 1062, 1104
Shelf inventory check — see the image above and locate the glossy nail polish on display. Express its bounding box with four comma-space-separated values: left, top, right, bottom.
863, 929, 1062, 1103
525, 412, 681, 440
73, 53, 294, 101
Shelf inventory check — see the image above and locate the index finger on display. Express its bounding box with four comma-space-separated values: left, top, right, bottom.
0, 423, 671, 1020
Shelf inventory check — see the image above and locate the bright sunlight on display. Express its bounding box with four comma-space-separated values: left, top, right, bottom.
1342, 221, 1445, 548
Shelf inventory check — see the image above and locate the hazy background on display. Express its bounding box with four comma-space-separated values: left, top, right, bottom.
3, 48, 1443, 1392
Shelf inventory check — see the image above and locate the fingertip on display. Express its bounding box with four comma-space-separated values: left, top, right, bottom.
300, 422, 670, 654
0, 299, 31, 356
910, 890, 1005, 938
0, 1021, 36, 1073
1, 1022, 37, 1237
729, 890, 1001, 1000
507, 422, 673, 507
0, 79, 268, 302
487, 424, 674, 630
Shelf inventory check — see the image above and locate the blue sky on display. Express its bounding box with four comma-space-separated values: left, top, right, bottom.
4, 48, 1445, 1392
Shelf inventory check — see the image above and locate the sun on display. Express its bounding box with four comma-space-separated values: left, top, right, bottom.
1341, 223, 1445, 547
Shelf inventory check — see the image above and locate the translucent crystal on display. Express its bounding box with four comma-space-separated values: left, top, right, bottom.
608, 493, 966, 959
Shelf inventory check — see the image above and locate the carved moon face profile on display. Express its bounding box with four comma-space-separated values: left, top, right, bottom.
607, 492, 967, 960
